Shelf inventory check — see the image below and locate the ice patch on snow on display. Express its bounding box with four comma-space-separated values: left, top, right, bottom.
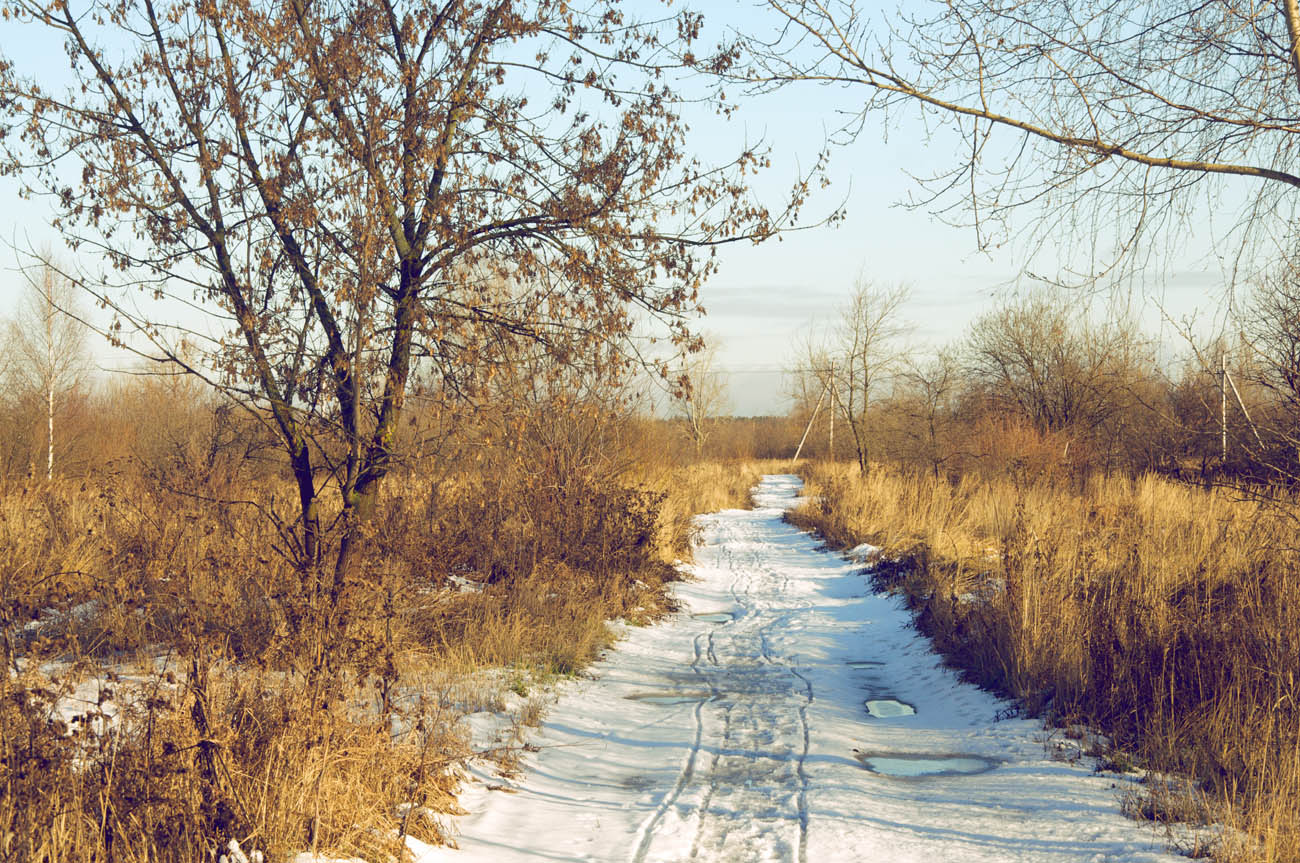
855, 751, 1000, 777
691, 611, 734, 623
864, 698, 916, 718
845, 659, 885, 669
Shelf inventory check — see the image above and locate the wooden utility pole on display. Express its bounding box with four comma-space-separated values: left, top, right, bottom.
1221, 352, 1228, 463
793, 376, 830, 463
1224, 366, 1265, 450
828, 359, 835, 461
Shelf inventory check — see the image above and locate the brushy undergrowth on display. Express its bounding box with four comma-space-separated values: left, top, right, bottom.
789, 462, 1300, 863
0, 436, 763, 862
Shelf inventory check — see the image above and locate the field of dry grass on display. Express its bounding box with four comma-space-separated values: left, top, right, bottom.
0, 440, 767, 862
789, 462, 1300, 862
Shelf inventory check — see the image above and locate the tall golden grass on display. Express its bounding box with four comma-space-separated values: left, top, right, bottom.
0, 439, 763, 861
638, 458, 775, 560
790, 462, 1300, 862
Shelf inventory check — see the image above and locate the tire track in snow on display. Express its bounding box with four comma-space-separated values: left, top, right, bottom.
771, 559, 815, 863
632, 615, 728, 863
676, 521, 814, 863
684, 549, 752, 861
631, 512, 748, 857
792, 664, 813, 863
687, 704, 732, 860
744, 546, 814, 863
770, 608, 815, 862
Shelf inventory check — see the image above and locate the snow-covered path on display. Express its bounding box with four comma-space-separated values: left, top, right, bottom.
438, 475, 1182, 862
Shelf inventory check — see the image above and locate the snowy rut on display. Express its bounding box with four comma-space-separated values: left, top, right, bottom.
436, 476, 1185, 863
632, 513, 815, 863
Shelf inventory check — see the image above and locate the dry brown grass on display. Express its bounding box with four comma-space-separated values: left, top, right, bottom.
636, 459, 774, 559
0, 470, 472, 862
790, 462, 1300, 863
0, 660, 471, 862
0, 437, 757, 861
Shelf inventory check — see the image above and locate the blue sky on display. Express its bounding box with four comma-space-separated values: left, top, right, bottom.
0, 0, 1238, 416
682, 60, 1233, 414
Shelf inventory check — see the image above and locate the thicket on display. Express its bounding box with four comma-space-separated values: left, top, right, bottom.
782, 287, 1296, 492
0, 369, 763, 862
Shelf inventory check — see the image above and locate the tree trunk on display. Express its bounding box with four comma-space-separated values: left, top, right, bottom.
46, 385, 53, 481
289, 439, 320, 569
45, 281, 54, 480
849, 407, 869, 474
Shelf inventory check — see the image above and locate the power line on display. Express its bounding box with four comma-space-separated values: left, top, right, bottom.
712, 365, 824, 374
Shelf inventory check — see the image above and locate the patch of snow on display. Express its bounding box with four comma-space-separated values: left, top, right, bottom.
21, 599, 102, 636
846, 542, 881, 563
448, 575, 485, 593
218, 839, 264, 863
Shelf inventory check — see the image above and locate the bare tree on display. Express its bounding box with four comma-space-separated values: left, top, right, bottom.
966, 293, 1094, 434
784, 281, 908, 468
1238, 261, 1300, 481
675, 341, 729, 459
0, 0, 808, 582
6, 259, 89, 479
964, 290, 1155, 472
895, 347, 960, 479
1250, 262, 1300, 405
829, 280, 909, 471
745, 0, 1300, 283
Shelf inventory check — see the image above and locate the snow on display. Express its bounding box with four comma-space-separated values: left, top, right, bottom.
219, 839, 265, 863
449, 575, 486, 593
420, 474, 1190, 862
24, 658, 174, 738
845, 542, 880, 562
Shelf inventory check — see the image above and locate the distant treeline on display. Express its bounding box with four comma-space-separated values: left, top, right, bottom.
679, 286, 1300, 491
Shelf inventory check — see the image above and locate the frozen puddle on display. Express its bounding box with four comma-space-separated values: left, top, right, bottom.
856, 751, 1000, 778
864, 697, 916, 718
445, 475, 1187, 863
625, 691, 714, 705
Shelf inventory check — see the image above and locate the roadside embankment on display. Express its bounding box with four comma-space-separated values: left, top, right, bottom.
788, 462, 1300, 863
